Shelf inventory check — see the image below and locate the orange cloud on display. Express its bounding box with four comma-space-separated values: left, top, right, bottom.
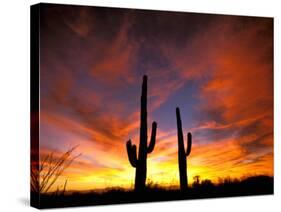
64, 7, 92, 37
37, 9, 273, 192
90, 14, 138, 86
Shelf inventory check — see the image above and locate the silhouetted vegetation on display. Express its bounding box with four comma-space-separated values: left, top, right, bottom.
32, 76, 273, 209
31, 146, 80, 194
176, 107, 192, 191
126, 75, 158, 191
35, 175, 273, 208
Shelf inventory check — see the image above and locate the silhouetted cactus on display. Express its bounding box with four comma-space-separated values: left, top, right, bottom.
176, 107, 192, 191
126, 75, 157, 191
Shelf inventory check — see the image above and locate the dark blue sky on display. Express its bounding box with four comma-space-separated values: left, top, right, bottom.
38, 4, 273, 189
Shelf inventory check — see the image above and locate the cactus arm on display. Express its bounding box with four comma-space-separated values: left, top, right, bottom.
126, 140, 138, 167
147, 121, 157, 153
186, 132, 192, 156
125, 75, 158, 191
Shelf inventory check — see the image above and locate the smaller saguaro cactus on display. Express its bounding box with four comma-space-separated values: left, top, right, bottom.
126, 75, 158, 192
176, 107, 192, 191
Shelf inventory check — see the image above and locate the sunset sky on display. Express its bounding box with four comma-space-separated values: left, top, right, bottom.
38, 4, 273, 191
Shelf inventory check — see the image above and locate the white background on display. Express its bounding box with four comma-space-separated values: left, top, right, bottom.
0, 0, 280, 211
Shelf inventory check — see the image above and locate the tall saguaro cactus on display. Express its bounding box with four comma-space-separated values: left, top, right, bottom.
126, 75, 157, 191
176, 107, 192, 191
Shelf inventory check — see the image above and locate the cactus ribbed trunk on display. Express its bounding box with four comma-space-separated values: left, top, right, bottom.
135, 75, 148, 191
176, 107, 192, 191
176, 108, 187, 190
126, 75, 157, 192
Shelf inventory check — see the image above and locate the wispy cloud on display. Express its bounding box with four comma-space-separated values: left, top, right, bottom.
38, 5, 273, 191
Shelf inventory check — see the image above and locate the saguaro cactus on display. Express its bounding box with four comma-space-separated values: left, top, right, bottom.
126, 75, 157, 191
176, 107, 192, 191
